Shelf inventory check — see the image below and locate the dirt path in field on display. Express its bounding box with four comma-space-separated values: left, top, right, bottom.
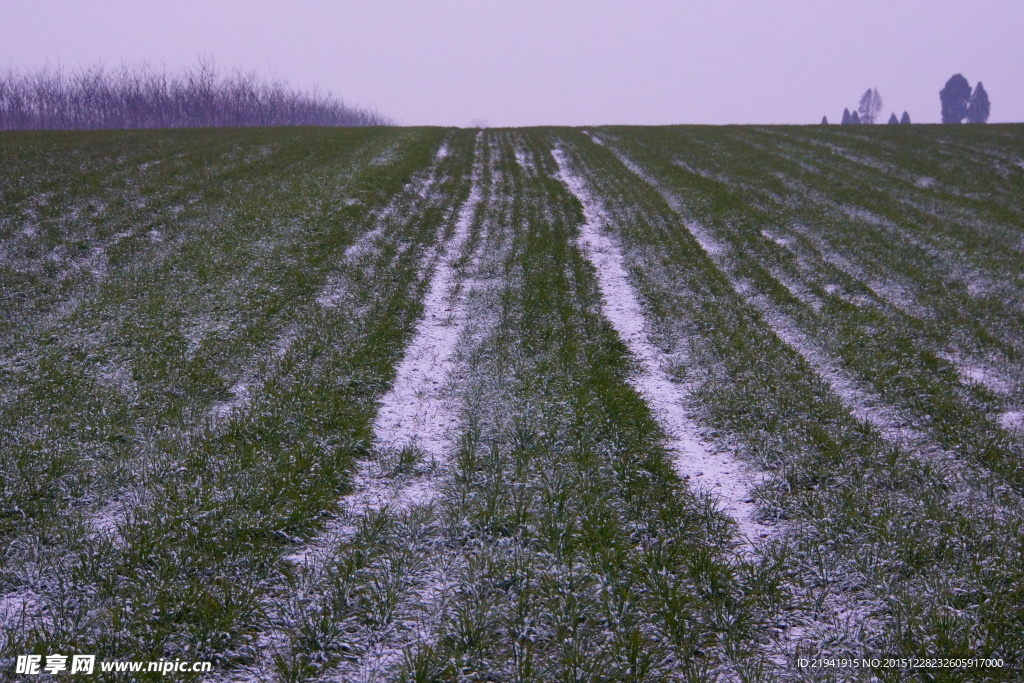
552, 146, 771, 546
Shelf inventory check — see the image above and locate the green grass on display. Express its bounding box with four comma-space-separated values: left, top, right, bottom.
3, 125, 1024, 681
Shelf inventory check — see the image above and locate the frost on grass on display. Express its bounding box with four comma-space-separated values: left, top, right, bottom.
745, 295, 1021, 512
601, 141, 1024, 663
236, 137, 488, 682
999, 410, 1024, 434
329, 137, 488, 680
371, 147, 483, 461
0, 588, 46, 634
207, 324, 298, 426
938, 351, 1016, 397
786, 223, 932, 318
553, 146, 770, 544
317, 143, 454, 310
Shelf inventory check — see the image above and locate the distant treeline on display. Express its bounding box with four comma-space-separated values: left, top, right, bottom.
0, 62, 389, 130
823, 74, 992, 126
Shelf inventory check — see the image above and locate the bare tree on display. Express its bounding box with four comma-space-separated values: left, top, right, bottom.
0, 61, 390, 130
858, 88, 883, 124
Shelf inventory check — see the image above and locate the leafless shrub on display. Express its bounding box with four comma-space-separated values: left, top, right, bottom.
0, 60, 390, 130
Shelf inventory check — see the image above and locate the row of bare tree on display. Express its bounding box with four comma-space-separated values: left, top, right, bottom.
0, 62, 389, 130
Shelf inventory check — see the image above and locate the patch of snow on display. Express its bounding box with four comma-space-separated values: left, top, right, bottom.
372, 150, 483, 460
867, 278, 929, 318
370, 145, 400, 167
685, 220, 730, 257
788, 224, 929, 318
553, 146, 770, 546
915, 176, 936, 189
999, 410, 1024, 434
672, 158, 726, 182
939, 352, 1015, 396
514, 148, 530, 171
761, 229, 795, 250
769, 268, 823, 311
183, 316, 229, 355
97, 360, 139, 398
0, 588, 45, 630
208, 324, 299, 426
239, 137, 489, 683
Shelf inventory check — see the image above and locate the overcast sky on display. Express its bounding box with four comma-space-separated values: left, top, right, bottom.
2, 0, 1021, 126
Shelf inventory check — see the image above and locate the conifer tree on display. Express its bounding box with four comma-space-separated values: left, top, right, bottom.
821, 115, 828, 125
841, 108, 851, 125
887, 113, 899, 125
966, 82, 990, 123
850, 110, 861, 124
900, 111, 911, 124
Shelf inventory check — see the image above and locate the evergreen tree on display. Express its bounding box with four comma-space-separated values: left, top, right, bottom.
887, 113, 899, 125
966, 82, 991, 123
940, 74, 971, 123
821, 115, 828, 125
858, 88, 883, 124
900, 111, 911, 124
841, 108, 851, 125
850, 110, 861, 124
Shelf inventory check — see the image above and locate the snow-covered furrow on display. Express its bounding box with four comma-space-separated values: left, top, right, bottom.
512, 135, 536, 174
938, 351, 1017, 397
769, 220, 1024, 402
210, 141, 457, 428
602, 143, 1022, 512
0, 140, 463, 646
765, 224, 1024, 402
764, 266, 824, 312
552, 147, 771, 545
207, 324, 299, 427
786, 223, 931, 319
332, 140, 489, 682
595, 137, 1024, 633
93, 167, 443, 540
370, 154, 482, 460
226, 136, 488, 682
317, 143, 453, 312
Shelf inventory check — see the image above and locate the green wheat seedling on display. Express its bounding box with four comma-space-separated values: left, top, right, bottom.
3, 124, 1023, 681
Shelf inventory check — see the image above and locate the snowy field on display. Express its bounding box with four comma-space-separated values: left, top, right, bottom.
2, 125, 1023, 680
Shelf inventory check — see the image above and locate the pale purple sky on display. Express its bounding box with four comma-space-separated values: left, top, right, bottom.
3, 0, 1021, 126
